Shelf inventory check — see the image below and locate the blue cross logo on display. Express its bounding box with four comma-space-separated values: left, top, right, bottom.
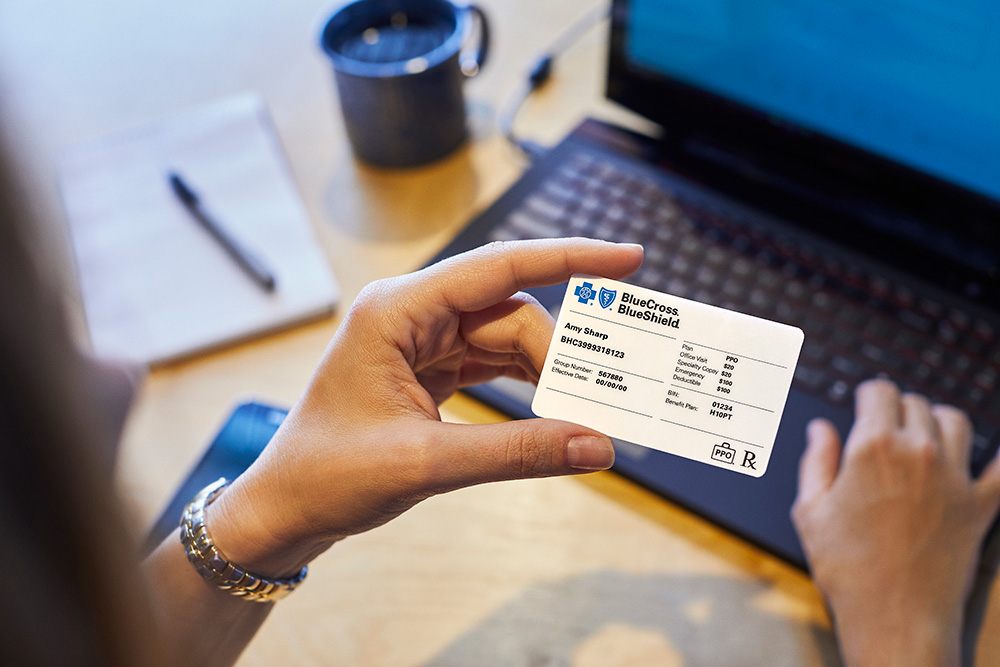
574, 281, 596, 305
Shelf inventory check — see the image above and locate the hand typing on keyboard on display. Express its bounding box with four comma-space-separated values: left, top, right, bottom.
792, 378, 1000, 667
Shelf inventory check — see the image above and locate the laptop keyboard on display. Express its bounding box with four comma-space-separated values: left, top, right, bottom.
488, 152, 1000, 475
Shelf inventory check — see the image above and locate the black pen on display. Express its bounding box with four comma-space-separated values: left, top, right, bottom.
167, 171, 277, 293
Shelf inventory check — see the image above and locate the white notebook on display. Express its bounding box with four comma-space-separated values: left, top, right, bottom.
58, 95, 339, 365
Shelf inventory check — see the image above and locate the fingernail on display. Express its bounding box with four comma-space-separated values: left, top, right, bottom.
567, 436, 615, 471
805, 418, 826, 443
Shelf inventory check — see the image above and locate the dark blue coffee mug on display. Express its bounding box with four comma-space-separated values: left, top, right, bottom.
320, 0, 490, 168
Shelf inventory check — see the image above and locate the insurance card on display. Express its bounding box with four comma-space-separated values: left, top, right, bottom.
532, 277, 804, 477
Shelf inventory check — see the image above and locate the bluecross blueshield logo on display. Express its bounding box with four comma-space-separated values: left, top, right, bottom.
599, 287, 617, 309
574, 281, 596, 305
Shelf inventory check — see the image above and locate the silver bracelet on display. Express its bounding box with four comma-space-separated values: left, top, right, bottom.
180, 478, 307, 602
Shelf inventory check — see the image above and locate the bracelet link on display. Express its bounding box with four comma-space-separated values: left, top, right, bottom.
179, 478, 307, 603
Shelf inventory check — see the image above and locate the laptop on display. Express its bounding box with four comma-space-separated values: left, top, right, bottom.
429, 0, 1000, 569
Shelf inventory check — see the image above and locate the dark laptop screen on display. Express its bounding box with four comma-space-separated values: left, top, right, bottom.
624, 0, 1000, 203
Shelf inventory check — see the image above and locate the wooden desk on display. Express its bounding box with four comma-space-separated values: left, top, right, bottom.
2, 1, 998, 664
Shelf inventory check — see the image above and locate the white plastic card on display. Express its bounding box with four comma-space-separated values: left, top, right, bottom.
532, 276, 804, 477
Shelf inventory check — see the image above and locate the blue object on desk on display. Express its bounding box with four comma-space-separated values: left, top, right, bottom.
142, 401, 287, 554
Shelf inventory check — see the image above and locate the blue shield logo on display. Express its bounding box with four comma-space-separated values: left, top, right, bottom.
599, 287, 617, 309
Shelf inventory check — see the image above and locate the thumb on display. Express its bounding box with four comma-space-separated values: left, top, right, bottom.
419, 418, 615, 493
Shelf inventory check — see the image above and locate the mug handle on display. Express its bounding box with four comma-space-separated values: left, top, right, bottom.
459, 4, 490, 78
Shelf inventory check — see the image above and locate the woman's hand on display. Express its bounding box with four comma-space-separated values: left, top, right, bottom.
207, 238, 644, 577
792, 378, 1000, 666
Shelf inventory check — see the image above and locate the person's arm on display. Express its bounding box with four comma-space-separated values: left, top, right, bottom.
141, 238, 643, 665
792, 378, 1000, 666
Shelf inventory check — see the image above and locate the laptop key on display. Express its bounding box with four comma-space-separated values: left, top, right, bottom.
830, 355, 868, 380
919, 297, 946, 319
899, 309, 934, 333
920, 345, 946, 368
859, 343, 906, 372
973, 320, 996, 344
862, 317, 897, 342
801, 339, 828, 363
793, 365, 828, 393
827, 380, 853, 406
975, 369, 998, 392
971, 422, 1000, 475
506, 211, 562, 239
